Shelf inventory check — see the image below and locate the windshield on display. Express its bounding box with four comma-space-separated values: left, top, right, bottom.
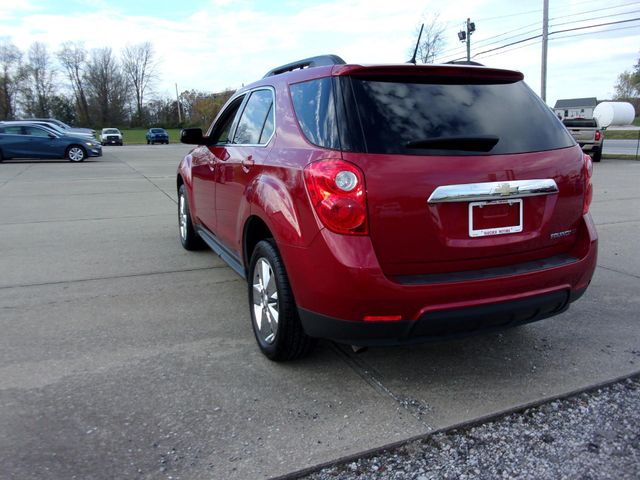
104, 129, 119, 134
349, 78, 575, 155
151, 128, 165, 133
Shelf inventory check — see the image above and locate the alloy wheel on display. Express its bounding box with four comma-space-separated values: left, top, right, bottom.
68, 147, 85, 162
179, 194, 187, 240
252, 258, 279, 344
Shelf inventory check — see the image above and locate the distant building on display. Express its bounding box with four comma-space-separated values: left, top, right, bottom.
553, 97, 598, 119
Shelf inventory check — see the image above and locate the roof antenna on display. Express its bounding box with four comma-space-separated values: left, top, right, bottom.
407, 23, 424, 64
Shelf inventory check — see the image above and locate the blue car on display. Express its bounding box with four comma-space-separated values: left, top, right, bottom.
0, 122, 102, 162
146, 128, 169, 145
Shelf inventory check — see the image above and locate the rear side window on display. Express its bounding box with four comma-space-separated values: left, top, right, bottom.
350, 78, 575, 155
0, 126, 23, 135
233, 89, 274, 145
290, 78, 340, 150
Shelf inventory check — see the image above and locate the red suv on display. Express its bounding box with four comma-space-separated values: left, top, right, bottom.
177, 55, 597, 361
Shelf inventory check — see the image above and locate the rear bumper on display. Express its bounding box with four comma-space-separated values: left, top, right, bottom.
578, 143, 601, 153
300, 287, 586, 346
282, 214, 597, 345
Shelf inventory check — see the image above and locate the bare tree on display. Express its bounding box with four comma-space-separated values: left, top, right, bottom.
0, 40, 23, 119
85, 47, 128, 125
22, 42, 57, 117
57, 41, 91, 124
121, 42, 158, 125
409, 14, 447, 64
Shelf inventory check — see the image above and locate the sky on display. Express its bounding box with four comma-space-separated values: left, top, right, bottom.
1, 0, 638, 107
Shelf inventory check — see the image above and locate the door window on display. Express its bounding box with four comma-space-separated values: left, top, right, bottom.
209, 96, 245, 145
24, 126, 51, 138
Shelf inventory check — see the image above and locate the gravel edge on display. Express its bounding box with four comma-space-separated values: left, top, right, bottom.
292, 375, 640, 480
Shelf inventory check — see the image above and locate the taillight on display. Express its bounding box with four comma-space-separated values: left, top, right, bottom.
304, 159, 368, 235
583, 153, 593, 214
594, 130, 601, 141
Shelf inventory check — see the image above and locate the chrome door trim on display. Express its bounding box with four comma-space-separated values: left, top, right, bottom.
427, 179, 559, 204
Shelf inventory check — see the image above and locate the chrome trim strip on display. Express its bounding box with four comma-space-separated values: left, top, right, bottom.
427, 179, 559, 204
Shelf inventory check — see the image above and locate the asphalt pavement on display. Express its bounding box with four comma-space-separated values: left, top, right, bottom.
0, 146, 638, 479
603, 138, 640, 156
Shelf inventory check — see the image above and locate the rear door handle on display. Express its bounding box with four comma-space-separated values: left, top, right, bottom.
242, 155, 254, 172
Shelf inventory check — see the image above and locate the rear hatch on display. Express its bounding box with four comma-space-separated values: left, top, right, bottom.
335, 65, 583, 276
563, 118, 597, 144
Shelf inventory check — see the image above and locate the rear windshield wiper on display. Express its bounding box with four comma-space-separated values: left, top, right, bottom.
406, 135, 500, 152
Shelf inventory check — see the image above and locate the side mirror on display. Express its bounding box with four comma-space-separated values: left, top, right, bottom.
181, 128, 208, 145
48, 133, 56, 139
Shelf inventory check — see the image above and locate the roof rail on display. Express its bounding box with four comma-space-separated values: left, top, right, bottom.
445, 60, 484, 66
263, 55, 346, 78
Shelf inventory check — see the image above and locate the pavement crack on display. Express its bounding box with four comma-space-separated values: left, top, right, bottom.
331, 343, 433, 430
0, 213, 172, 227
597, 264, 640, 280
0, 266, 239, 290
117, 156, 178, 205
0, 164, 34, 188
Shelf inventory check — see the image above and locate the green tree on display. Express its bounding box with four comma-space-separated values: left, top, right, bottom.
613, 54, 640, 100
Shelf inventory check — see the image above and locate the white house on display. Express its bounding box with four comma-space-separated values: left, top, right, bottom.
553, 97, 598, 119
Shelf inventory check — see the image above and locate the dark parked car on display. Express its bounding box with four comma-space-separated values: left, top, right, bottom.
146, 128, 169, 144
0, 122, 102, 162
177, 55, 597, 361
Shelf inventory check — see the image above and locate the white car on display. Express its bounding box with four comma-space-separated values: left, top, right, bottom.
100, 128, 123, 146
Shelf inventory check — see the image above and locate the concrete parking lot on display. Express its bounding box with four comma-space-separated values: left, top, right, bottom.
1, 147, 639, 479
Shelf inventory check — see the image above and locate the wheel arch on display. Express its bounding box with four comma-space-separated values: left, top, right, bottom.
243, 215, 274, 270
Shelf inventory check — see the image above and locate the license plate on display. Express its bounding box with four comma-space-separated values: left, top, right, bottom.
469, 199, 522, 237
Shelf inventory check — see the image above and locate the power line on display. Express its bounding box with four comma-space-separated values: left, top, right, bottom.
550, 23, 640, 41
549, 0, 640, 22
469, 17, 640, 60
435, 3, 640, 62
550, 8, 640, 28
475, 23, 639, 61
473, 8, 542, 23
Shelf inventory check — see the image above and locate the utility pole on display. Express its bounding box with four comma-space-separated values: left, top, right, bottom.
175, 83, 182, 124
458, 18, 476, 61
541, 0, 549, 102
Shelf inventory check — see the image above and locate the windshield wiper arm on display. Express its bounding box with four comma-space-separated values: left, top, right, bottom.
406, 135, 500, 152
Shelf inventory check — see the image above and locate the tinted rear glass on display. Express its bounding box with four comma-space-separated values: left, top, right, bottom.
350, 78, 574, 155
562, 118, 597, 128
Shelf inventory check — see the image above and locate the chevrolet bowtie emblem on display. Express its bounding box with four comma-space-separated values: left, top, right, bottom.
494, 183, 519, 196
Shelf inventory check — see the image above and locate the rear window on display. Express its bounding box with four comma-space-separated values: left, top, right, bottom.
350, 78, 574, 155
562, 118, 597, 128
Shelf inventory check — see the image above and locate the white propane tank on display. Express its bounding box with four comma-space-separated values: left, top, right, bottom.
593, 102, 635, 128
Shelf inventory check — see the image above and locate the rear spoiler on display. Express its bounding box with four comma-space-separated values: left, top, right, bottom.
332, 64, 524, 83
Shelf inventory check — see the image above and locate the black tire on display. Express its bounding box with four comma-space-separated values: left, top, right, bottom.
591, 149, 601, 163
146, 140, 150, 145
178, 184, 203, 250
0, 149, 3, 162
248, 239, 316, 361
66, 145, 86, 162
